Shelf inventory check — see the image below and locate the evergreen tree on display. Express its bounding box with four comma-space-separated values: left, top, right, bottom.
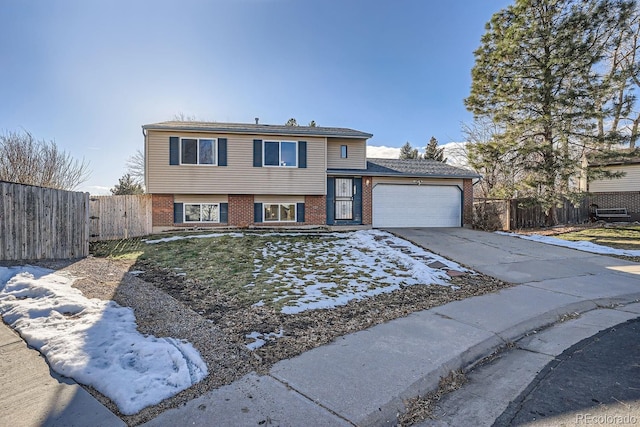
111, 173, 144, 195
465, 0, 634, 224
399, 142, 419, 159
423, 136, 446, 162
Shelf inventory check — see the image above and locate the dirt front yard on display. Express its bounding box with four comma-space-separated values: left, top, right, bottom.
48, 229, 511, 425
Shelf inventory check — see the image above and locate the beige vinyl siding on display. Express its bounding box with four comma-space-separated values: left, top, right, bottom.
146, 130, 326, 195
254, 195, 304, 203
174, 195, 228, 203
372, 177, 463, 187
327, 138, 367, 169
590, 165, 640, 192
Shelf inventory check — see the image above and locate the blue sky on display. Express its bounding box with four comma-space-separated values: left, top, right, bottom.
1, 0, 512, 194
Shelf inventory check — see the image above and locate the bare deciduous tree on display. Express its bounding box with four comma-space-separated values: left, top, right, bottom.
125, 149, 145, 186
0, 130, 90, 190
172, 112, 199, 122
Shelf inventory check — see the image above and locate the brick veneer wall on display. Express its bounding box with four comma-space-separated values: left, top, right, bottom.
590, 192, 640, 221
362, 177, 372, 225
152, 194, 174, 226
228, 195, 254, 227
304, 195, 327, 225
463, 179, 474, 226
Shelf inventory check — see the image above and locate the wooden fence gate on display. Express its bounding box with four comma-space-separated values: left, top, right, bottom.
89, 195, 152, 241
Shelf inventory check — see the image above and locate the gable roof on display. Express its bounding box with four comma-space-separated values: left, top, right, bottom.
142, 121, 373, 139
328, 158, 480, 179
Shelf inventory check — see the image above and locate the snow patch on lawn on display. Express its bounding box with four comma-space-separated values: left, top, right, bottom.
253, 230, 469, 315
141, 229, 471, 316
496, 231, 640, 257
0, 266, 208, 415
245, 329, 284, 351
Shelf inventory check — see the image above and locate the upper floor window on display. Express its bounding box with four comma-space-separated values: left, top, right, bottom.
264, 141, 297, 167
341, 145, 348, 158
181, 138, 216, 165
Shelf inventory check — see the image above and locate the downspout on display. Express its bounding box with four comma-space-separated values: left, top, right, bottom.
142, 127, 147, 192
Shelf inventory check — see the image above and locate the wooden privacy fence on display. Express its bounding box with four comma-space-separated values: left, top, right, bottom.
0, 181, 89, 261
89, 195, 152, 241
475, 197, 591, 230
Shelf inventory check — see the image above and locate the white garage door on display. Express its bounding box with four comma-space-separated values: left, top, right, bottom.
373, 184, 461, 227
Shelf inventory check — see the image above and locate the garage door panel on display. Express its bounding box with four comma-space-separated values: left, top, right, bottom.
372, 185, 461, 228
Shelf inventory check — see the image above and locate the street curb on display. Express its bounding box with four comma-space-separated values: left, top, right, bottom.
492, 316, 640, 427
364, 295, 640, 426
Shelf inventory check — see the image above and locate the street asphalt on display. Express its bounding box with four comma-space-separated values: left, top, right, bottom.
1, 227, 639, 426
494, 318, 640, 427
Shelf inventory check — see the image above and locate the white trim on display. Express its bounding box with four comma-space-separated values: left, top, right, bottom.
179, 137, 218, 166
263, 202, 297, 222
262, 140, 298, 168
183, 202, 220, 223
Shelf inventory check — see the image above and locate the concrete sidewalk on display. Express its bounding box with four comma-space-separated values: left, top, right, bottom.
0, 321, 124, 427
143, 228, 640, 427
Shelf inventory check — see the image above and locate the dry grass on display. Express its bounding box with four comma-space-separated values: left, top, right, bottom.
398, 370, 468, 426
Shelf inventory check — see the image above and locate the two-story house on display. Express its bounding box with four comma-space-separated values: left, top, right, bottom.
142, 121, 479, 232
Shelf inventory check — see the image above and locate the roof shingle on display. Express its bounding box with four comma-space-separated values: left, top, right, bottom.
142, 121, 373, 139
328, 158, 480, 179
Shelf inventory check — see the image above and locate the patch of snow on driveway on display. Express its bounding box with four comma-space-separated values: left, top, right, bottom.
0, 266, 208, 415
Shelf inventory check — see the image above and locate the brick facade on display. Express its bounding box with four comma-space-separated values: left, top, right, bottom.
304, 195, 327, 225
152, 194, 175, 226
228, 195, 254, 227
362, 177, 373, 225
152, 178, 474, 230
463, 179, 474, 226
590, 192, 640, 221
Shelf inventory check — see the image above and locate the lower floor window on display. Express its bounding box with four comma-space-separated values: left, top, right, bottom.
184, 203, 219, 222
264, 203, 296, 222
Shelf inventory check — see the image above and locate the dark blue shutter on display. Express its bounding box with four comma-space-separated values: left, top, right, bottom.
254, 203, 263, 222
298, 141, 307, 168
253, 140, 262, 167
296, 203, 305, 223
353, 178, 363, 222
220, 203, 228, 223
173, 203, 184, 223
326, 178, 335, 225
218, 138, 227, 166
170, 137, 179, 165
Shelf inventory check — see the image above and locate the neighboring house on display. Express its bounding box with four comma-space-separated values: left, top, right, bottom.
588, 153, 640, 222
142, 121, 479, 232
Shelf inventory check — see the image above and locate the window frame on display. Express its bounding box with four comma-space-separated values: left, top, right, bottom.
183, 203, 220, 223
263, 140, 298, 168
340, 145, 348, 158
180, 137, 217, 166
263, 203, 297, 222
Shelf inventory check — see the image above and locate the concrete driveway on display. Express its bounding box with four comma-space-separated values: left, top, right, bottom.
389, 227, 640, 285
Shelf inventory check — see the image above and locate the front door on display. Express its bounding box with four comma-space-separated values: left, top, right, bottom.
335, 178, 354, 220
326, 177, 362, 225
